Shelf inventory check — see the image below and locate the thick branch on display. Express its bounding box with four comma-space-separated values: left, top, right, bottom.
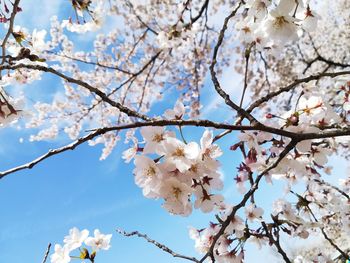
2, 118, 350, 180
0, 63, 152, 121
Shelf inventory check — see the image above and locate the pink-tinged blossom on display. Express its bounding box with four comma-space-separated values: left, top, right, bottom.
226, 215, 246, 238
311, 146, 330, 166
235, 18, 258, 43
188, 223, 220, 254
140, 126, 174, 154
183, 161, 206, 181
164, 100, 186, 119
133, 155, 162, 198
245, 204, 264, 222
262, 3, 298, 43
122, 138, 138, 163
160, 177, 192, 216
215, 246, 244, 263
246, 0, 270, 21
84, 229, 112, 251
247, 235, 267, 249
300, 7, 319, 31
204, 172, 224, 191
200, 129, 223, 159
238, 131, 260, 150
194, 188, 224, 213
234, 171, 248, 194
160, 137, 200, 173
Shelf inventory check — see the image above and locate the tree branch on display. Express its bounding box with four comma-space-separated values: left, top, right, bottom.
2, 118, 350, 180
41, 243, 51, 263
1, 0, 21, 65
246, 71, 350, 114
209, 1, 258, 124
0, 63, 152, 121
117, 229, 200, 262
261, 221, 291, 263
200, 140, 298, 262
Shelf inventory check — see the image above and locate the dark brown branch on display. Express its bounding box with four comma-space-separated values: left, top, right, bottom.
239, 45, 252, 108
246, 71, 350, 114
1, 0, 21, 65
261, 221, 291, 263
41, 243, 51, 263
200, 140, 298, 262
125, 0, 158, 35
321, 228, 349, 260
209, 1, 258, 124
46, 51, 134, 75
117, 229, 200, 262
0, 63, 152, 121
0, 120, 280, 180
0, 128, 104, 179
2, 118, 350, 180
189, 0, 210, 25
316, 55, 350, 68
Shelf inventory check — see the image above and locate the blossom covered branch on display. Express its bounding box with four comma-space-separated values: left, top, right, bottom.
1, 0, 350, 262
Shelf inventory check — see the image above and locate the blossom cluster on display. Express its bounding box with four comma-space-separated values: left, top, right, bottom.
50, 227, 112, 263
131, 126, 224, 216
236, 0, 319, 54
122, 104, 224, 216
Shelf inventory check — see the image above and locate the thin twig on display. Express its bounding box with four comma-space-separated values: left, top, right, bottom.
41, 243, 51, 263
209, 1, 258, 124
314, 179, 350, 200
1, 0, 21, 65
117, 229, 200, 262
239, 45, 251, 108
246, 70, 350, 114
261, 222, 291, 263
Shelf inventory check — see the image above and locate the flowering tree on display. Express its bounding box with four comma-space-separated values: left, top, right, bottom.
1, 0, 350, 262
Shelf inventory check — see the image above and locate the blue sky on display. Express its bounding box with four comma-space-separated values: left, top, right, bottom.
1, 1, 348, 263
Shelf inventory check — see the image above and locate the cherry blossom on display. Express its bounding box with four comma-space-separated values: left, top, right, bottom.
84, 229, 112, 251
245, 204, 264, 222
51, 227, 111, 263
1, 0, 350, 262
63, 227, 89, 251
50, 244, 71, 263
